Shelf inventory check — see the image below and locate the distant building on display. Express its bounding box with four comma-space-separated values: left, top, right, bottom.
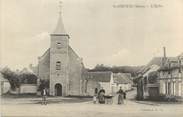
137, 48, 183, 100
113, 73, 133, 92
0, 73, 10, 95
158, 54, 183, 98
84, 71, 133, 96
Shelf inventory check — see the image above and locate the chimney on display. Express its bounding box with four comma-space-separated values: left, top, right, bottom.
163, 46, 166, 58
162, 47, 167, 67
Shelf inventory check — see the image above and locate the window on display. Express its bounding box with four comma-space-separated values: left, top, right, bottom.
57, 42, 62, 49
56, 61, 61, 70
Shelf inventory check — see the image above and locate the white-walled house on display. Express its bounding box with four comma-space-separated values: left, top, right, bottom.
0, 73, 10, 95
84, 71, 133, 96
158, 56, 183, 98
113, 73, 133, 92
137, 52, 183, 100
84, 71, 113, 96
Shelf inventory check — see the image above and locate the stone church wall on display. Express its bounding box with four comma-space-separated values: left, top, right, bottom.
68, 47, 83, 96
49, 35, 69, 96
38, 49, 50, 80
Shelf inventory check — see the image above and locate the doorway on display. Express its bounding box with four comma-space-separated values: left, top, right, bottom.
55, 83, 62, 96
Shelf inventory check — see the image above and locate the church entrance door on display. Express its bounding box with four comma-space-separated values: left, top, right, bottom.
55, 83, 62, 96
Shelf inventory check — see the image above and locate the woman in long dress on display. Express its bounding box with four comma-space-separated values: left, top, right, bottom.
117, 87, 124, 104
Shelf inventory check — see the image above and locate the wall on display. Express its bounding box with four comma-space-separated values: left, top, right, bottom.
38, 49, 50, 80
20, 84, 37, 94
99, 82, 111, 95
49, 35, 69, 96
68, 47, 83, 96
86, 80, 100, 96
148, 87, 159, 99
118, 84, 131, 91
1, 81, 10, 95
137, 78, 144, 100
159, 69, 183, 97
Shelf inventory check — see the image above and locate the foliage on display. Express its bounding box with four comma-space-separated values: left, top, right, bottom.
37, 79, 49, 91
148, 71, 158, 83
19, 73, 37, 84
1, 67, 38, 90
1, 67, 20, 90
88, 64, 143, 77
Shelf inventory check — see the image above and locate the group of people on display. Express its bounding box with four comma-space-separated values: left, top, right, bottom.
93, 87, 127, 104
41, 87, 127, 105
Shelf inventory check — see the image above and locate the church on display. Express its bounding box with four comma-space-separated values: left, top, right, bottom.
37, 11, 86, 96
35, 5, 132, 97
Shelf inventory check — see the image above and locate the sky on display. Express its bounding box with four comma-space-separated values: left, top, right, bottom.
0, 0, 183, 70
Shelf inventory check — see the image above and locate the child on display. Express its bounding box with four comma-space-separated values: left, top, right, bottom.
93, 94, 97, 104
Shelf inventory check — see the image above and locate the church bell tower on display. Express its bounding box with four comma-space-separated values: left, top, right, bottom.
49, 2, 70, 96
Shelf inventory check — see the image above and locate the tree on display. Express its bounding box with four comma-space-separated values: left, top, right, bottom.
38, 79, 49, 91
1, 67, 20, 90
1, 67, 38, 91
19, 73, 37, 84
148, 71, 158, 83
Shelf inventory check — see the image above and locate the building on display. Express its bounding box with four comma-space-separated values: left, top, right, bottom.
34, 6, 134, 97
137, 62, 161, 100
158, 54, 183, 98
84, 71, 133, 96
84, 71, 113, 96
37, 11, 85, 96
137, 48, 183, 100
0, 73, 10, 95
113, 73, 133, 92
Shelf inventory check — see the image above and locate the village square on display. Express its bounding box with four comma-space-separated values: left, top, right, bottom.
1, 0, 183, 117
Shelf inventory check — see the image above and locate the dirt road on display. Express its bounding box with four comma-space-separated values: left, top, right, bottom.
1, 90, 183, 117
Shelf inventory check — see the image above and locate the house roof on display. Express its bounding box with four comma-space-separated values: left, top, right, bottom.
139, 57, 162, 74
139, 57, 178, 74
86, 71, 112, 82
113, 73, 133, 84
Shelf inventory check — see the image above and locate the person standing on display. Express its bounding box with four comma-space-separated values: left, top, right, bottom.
123, 91, 126, 99
93, 94, 97, 104
117, 87, 124, 104
42, 88, 47, 105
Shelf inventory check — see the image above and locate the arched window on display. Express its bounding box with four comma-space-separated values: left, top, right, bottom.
56, 61, 61, 70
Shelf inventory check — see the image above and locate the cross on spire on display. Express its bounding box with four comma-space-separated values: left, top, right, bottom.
52, 0, 66, 34
59, 1, 62, 15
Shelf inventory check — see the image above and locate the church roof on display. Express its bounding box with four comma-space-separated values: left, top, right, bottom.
52, 14, 66, 34
86, 71, 112, 82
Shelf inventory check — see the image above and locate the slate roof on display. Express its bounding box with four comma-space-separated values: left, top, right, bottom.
113, 73, 133, 84
139, 57, 162, 74
86, 71, 112, 82
139, 57, 177, 74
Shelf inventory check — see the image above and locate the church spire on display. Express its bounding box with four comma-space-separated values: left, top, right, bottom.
53, 1, 66, 34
